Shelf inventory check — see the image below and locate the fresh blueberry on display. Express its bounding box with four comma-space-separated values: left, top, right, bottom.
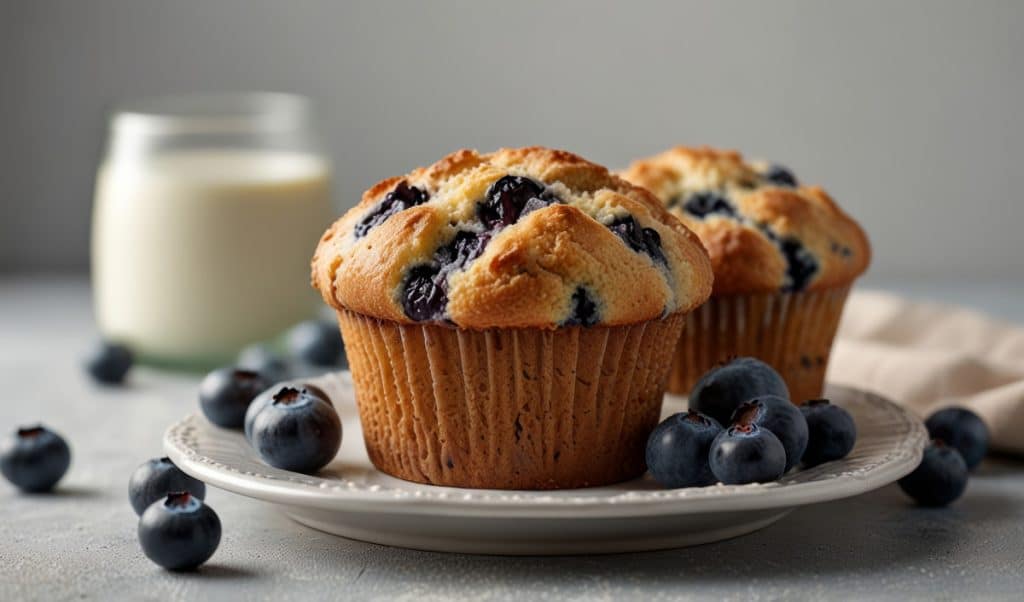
478, 175, 558, 229
0, 425, 71, 493
898, 439, 968, 507
354, 181, 430, 238
250, 387, 342, 473
607, 215, 667, 267
564, 287, 599, 327
245, 382, 332, 443
689, 357, 790, 426
924, 407, 989, 470
128, 457, 206, 516
198, 368, 270, 429
682, 192, 737, 219
237, 344, 291, 384
709, 423, 787, 485
646, 409, 723, 488
730, 395, 808, 472
288, 320, 346, 367
800, 399, 857, 467
138, 492, 221, 571
763, 165, 798, 187
84, 340, 133, 385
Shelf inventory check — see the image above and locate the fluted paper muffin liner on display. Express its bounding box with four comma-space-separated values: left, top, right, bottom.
337, 310, 686, 490
669, 285, 852, 403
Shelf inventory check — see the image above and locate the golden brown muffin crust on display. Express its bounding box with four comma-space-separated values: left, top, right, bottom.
620, 146, 870, 295
312, 147, 713, 329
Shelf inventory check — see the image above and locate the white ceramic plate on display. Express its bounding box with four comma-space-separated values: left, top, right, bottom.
165, 373, 926, 555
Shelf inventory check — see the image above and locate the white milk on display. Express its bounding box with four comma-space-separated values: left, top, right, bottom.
91, 149, 332, 365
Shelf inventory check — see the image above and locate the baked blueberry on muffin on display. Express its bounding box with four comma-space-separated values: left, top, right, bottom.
621, 146, 870, 403
312, 147, 713, 489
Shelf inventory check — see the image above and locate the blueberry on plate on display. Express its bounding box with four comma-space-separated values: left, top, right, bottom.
244, 382, 332, 443
250, 386, 342, 473
898, 439, 968, 507
288, 320, 346, 367
0, 425, 72, 492
198, 367, 271, 429
709, 423, 787, 485
138, 491, 221, 571
925, 407, 989, 470
237, 344, 291, 384
800, 399, 857, 467
730, 395, 808, 472
129, 457, 206, 516
689, 357, 790, 426
84, 340, 133, 385
645, 409, 722, 488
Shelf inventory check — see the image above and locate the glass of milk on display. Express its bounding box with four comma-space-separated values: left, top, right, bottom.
91, 93, 333, 368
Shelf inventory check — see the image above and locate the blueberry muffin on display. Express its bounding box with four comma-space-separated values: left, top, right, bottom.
312, 147, 713, 489
621, 146, 870, 403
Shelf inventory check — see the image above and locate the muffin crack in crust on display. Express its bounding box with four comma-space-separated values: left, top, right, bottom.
620, 146, 870, 296
312, 147, 713, 329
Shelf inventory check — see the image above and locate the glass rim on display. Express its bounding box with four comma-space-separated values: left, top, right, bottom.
110, 92, 313, 136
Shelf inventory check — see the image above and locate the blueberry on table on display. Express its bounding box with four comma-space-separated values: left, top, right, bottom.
138, 492, 221, 571
730, 395, 808, 472
709, 423, 787, 485
898, 439, 968, 507
646, 409, 722, 488
198, 368, 271, 429
245, 382, 332, 443
800, 399, 857, 467
129, 457, 206, 516
689, 357, 790, 426
924, 407, 989, 470
84, 340, 133, 385
288, 320, 346, 367
250, 386, 342, 473
0, 425, 71, 492
237, 344, 291, 384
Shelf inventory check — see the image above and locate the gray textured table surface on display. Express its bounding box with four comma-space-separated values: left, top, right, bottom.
2, 276, 1023, 601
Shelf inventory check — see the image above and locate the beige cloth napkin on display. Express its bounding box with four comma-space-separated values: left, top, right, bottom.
828, 290, 1024, 455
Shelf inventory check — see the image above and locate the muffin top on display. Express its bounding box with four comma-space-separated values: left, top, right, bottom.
620, 146, 870, 295
312, 147, 713, 329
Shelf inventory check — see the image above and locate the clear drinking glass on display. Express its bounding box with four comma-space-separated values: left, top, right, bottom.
91, 93, 333, 368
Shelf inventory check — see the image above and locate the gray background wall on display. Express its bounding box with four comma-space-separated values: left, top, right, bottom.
2, 0, 1022, 280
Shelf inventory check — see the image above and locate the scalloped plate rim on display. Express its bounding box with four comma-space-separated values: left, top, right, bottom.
164, 380, 927, 519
